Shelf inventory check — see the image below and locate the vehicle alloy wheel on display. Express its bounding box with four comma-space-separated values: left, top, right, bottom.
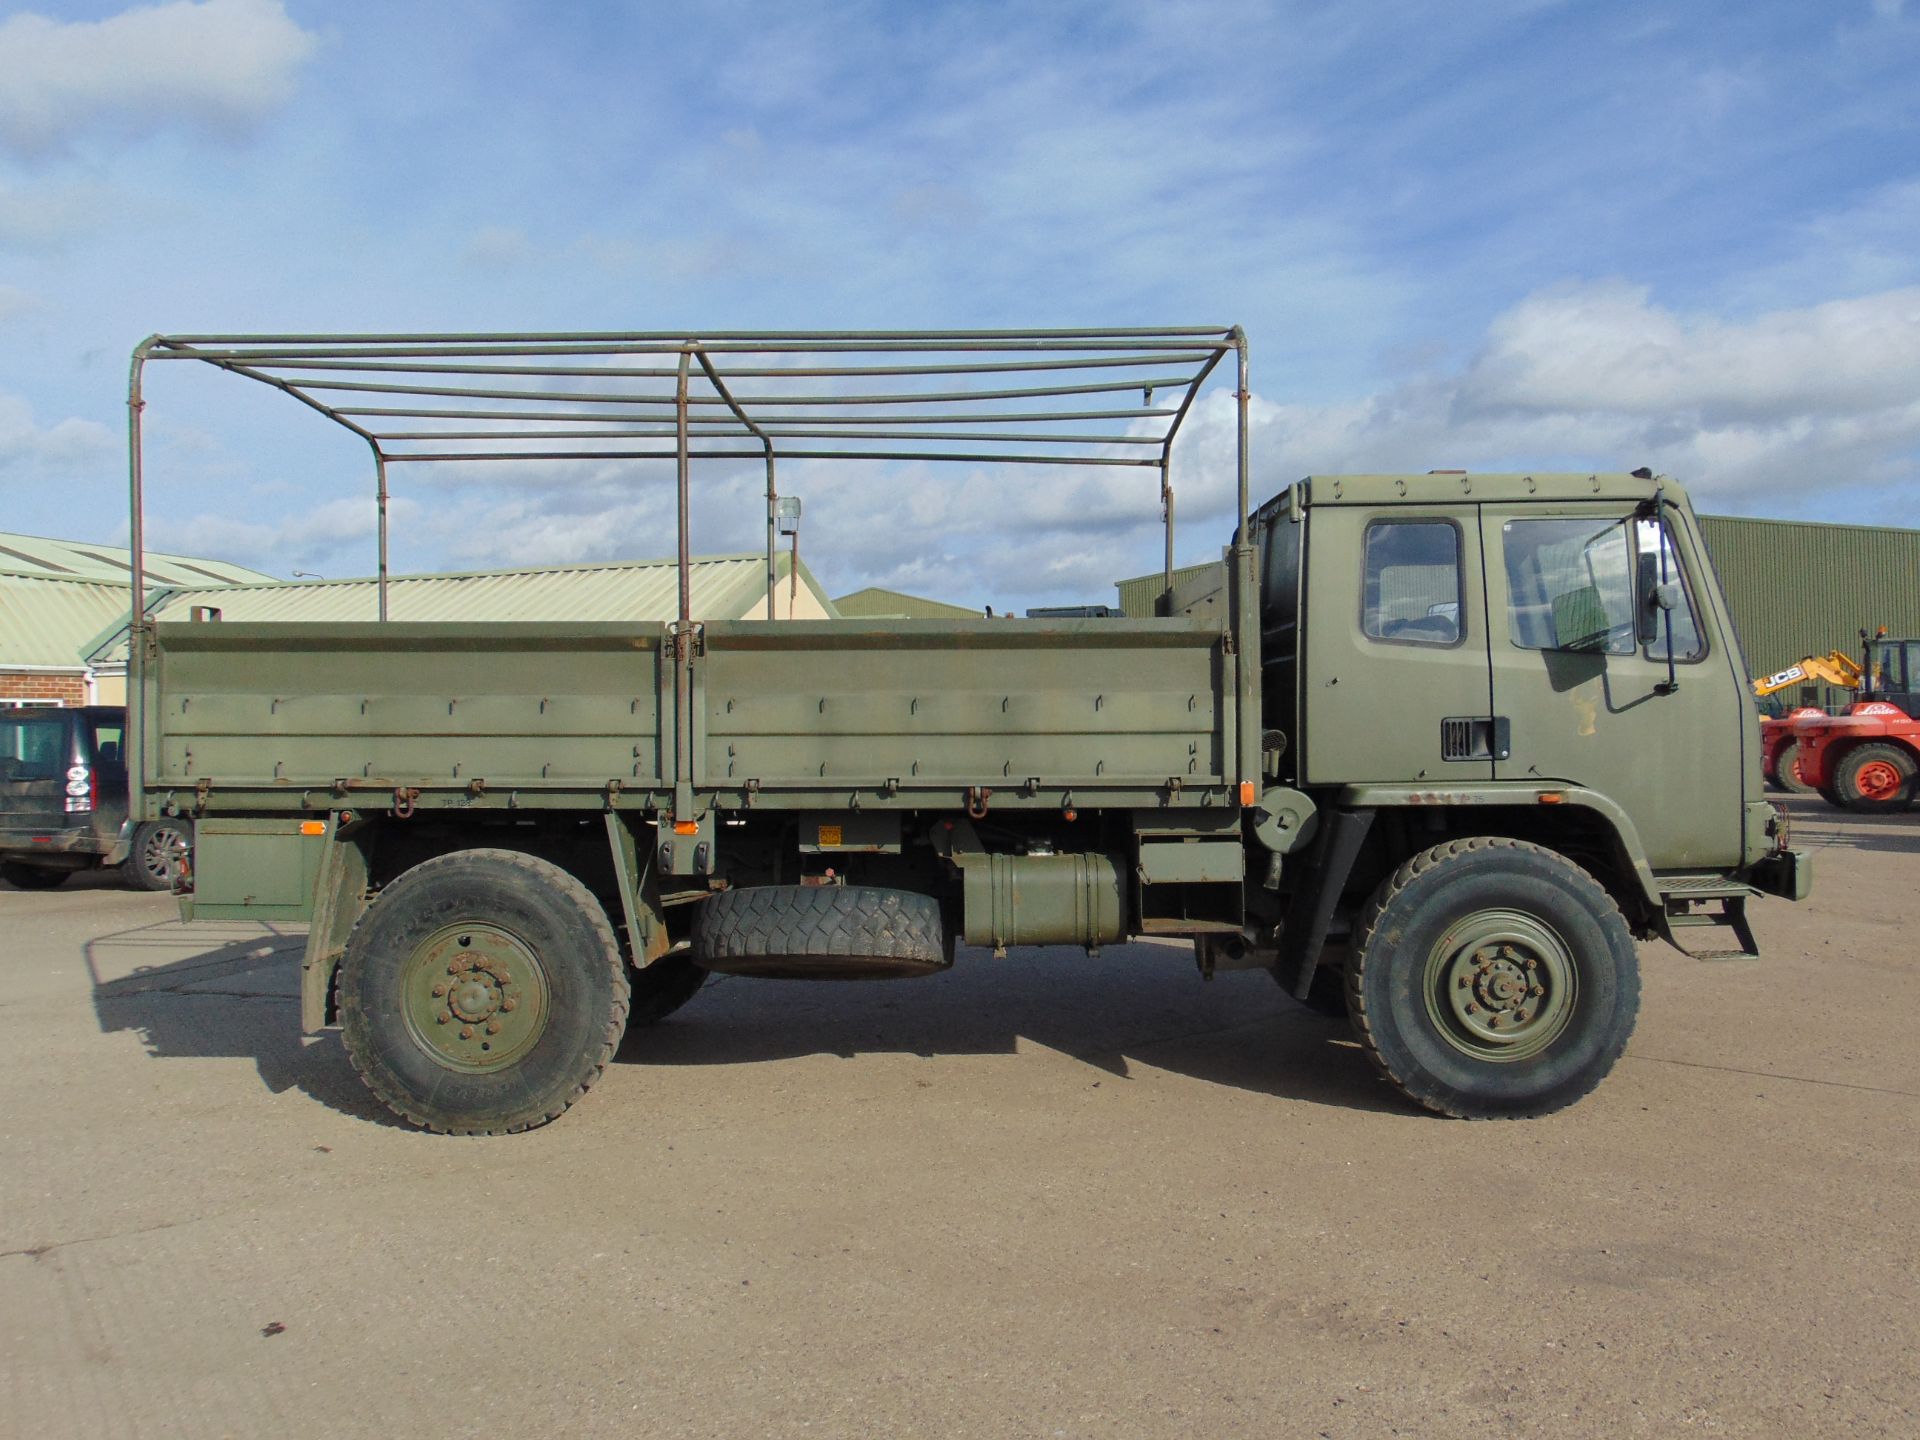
125, 819, 192, 892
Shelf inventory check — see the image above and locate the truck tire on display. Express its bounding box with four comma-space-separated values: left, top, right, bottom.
123, 818, 192, 892
1833, 742, 1917, 813
1774, 740, 1815, 795
1347, 837, 1639, 1119
2, 860, 69, 890
628, 952, 709, 1026
338, 849, 630, 1135
693, 885, 948, 978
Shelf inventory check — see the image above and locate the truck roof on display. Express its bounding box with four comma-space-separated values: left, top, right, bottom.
1297, 472, 1683, 508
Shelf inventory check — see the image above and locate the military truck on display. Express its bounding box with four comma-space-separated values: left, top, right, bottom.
124, 328, 1809, 1133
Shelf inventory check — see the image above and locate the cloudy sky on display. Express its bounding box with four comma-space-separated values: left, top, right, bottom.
1, 0, 1917, 609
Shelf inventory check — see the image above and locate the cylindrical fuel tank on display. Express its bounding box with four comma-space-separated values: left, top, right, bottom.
958, 852, 1127, 948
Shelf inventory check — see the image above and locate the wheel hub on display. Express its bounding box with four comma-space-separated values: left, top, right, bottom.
1856, 760, 1903, 801
1426, 915, 1577, 1063
402, 924, 548, 1071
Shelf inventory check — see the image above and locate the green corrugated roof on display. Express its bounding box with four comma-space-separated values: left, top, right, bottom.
0, 574, 134, 668
0, 531, 274, 586
1114, 563, 1219, 617
833, 586, 983, 620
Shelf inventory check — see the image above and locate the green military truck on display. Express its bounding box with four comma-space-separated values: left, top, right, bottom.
125, 328, 1809, 1133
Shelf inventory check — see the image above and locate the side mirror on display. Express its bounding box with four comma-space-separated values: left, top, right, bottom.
1550, 585, 1613, 652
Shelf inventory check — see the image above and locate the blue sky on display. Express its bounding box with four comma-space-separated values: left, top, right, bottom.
1, 0, 1916, 608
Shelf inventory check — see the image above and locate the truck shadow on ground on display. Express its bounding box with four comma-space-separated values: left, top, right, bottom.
83, 928, 1404, 1123
82, 922, 410, 1127
618, 946, 1407, 1116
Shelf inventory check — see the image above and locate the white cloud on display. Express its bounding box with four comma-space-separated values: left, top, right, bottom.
0, 393, 114, 473
0, 0, 317, 158
146, 495, 424, 577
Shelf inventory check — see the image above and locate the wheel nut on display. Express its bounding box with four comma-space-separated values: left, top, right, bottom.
486, 1020, 502, 1035
1465, 1002, 1479, 1014
502, 998, 517, 1012
431, 982, 447, 997
1488, 1014, 1502, 1028
1458, 976, 1470, 989
1529, 984, 1544, 997
460, 1025, 475, 1039
436, 1011, 451, 1024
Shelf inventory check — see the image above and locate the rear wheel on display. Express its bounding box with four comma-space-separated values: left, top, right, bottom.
1348, 837, 1639, 1119
1833, 743, 1918, 813
339, 849, 629, 1134
123, 819, 192, 891
2, 860, 69, 890
1775, 740, 1815, 795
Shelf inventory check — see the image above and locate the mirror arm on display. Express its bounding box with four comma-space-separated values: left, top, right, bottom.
1652, 487, 1680, 695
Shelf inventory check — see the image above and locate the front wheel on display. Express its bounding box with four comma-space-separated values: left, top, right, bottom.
1833, 743, 1917, 813
1347, 837, 1639, 1119
339, 849, 630, 1134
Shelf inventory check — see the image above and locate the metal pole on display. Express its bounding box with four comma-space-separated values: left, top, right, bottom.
1161, 463, 1175, 608
128, 349, 148, 620
676, 349, 692, 628
766, 457, 778, 621
1234, 331, 1250, 529
373, 447, 390, 621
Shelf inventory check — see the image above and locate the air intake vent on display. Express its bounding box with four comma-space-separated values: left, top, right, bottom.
1441, 716, 1510, 762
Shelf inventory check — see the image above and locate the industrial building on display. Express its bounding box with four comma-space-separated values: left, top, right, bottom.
6, 542, 835, 707
0, 532, 272, 707
1115, 513, 1920, 687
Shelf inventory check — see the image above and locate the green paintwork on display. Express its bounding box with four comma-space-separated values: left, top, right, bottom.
957, 851, 1127, 948
401, 921, 549, 1072
141, 469, 1800, 967
1422, 908, 1577, 1062
301, 825, 368, 1032
186, 817, 327, 920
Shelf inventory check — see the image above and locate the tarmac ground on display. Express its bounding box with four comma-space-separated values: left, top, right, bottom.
2, 795, 1915, 1438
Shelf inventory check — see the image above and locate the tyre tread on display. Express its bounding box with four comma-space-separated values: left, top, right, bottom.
1346, 835, 1639, 1120
339, 848, 630, 1136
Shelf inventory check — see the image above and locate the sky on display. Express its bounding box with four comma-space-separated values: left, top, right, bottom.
0, 0, 1917, 610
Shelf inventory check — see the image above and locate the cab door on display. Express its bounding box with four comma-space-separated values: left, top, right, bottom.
1480, 504, 1736, 869
1299, 505, 1495, 785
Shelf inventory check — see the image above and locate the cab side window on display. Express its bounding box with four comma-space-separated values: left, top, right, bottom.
1361, 520, 1461, 646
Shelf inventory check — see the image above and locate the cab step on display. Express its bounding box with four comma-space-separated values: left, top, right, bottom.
1658, 889, 1760, 961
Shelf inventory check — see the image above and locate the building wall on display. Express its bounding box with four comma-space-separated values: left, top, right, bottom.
1, 670, 87, 706
1697, 516, 1920, 685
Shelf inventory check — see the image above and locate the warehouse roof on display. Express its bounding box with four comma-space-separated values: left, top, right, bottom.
87, 550, 838, 666
0, 573, 133, 669
833, 586, 984, 620
0, 530, 273, 587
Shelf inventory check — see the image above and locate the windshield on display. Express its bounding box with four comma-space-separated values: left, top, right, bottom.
0, 713, 69, 782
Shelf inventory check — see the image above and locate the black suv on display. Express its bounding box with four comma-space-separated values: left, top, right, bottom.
0, 705, 190, 891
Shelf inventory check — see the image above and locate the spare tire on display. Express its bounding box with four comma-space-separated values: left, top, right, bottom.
693, 885, 949, 979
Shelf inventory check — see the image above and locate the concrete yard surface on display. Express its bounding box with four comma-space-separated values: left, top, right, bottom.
2, 796, 1915, 1438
